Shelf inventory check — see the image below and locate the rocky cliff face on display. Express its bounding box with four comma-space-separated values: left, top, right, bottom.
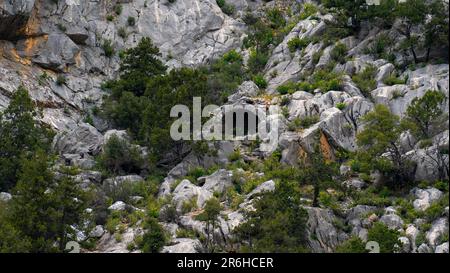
1, 0, 448, 253
0, 0, 247, 131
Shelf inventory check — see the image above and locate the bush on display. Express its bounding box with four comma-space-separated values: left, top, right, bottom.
330, 43, 348, 64
127, 16, 136, 26
383, 74, 406, 86
114, 4, 122, 15
252, 75, 267, 89
287, 37, 310, 53
367, 222, 401, 253
335, 236, 368, 253
336, 102, 347, 110
287, 115, 319, 131
98, 135, 143, 175
102, 39, 115, 57
56, 75, 67, 86
299, 3, 319, 20
352, 65, 378, 96
140, 218, 166, 253
248, 50, 269, 74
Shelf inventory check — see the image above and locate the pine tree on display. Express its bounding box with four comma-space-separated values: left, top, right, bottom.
0, 86, 52, 191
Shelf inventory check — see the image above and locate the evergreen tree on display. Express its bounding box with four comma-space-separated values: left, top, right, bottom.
406, 90, 447, 139
8, 152, 85, 252
0, 86, 53, 191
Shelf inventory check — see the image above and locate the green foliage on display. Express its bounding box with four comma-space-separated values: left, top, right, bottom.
287, 115, 320, 131
140, 217, 166, 253
336, 102, 346, 110
299, 3, 319, 20
0, 86, 53, 191
216, 0, 235, 16
330, 43, 348, 64
297, 69, 343, 93
405, 90, 446, 139
102, 39, 115, 57
352, 65, 378, 96
252, 74, 267, 89
383, 73, 406, 86
335, 236, 368, 253
356, 104, 414, 188
247, 49, 269, 75
367, 222, 401, 253
234, 182, 309, 253
287, 37, 310, 53
4, 152, 85, 252
127, 16, 136, 26
56, 74, 66, 86
98, 135, 143, 175
196, 198, 222, 252
114, 4, 122, 15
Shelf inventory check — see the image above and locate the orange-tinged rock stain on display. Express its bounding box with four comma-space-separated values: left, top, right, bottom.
319, 131, 334, 162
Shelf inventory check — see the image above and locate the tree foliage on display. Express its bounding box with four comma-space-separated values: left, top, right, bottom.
0, 86, 53, 191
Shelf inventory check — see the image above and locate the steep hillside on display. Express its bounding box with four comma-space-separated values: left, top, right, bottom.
0, 0, 448, 254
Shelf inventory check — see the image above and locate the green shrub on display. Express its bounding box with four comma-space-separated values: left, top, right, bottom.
140, 218, 166, 253
367, 222, 401, 253
288, 115, 319, 131
336, 102, 347, 110
352, 65, 378, 96
299, 3, 319, 20
252, 75, 267, 89
56, 75, 67, 86
287, 37, 310, 53
127, 16, 136, 26
102, 39, 115, 57
336, 236, 368, 253
384, 74, 406, 86
118, 27, 127, 39
330, 43, 348, 64
114, 4, 122, 15
98, 135, 143, 175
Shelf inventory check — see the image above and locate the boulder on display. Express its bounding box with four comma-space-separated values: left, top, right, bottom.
32, 34, 80, 72
228, 81, 259, 103
411, 187, 443, 211
435, 242, 449, 253
89, 225, 105, 238
200, 169, 233, 195
172, 180, 213, 212
342, 178, 367, 190
162, 238, 200, 253
246, 180, 276, 200
398, 236, 411, 253
0, 192, 12, 202
426, 217, 449, 247
305, 207, 346, 253
103, 175, 144, 187
417, 243, 432, 253
380, 214, 404, 230
53, 123, 104, 156
108, 201, 127, 211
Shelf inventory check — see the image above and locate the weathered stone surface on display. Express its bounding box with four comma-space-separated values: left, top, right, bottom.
32, 34, 80, 72
0, 0, 35, 40
426, 217, 448, 247
228, 81, 259, 103
380, 214, 404, 230
162, 238, 200, 253
53, 123, 104, 155
0, 192, 12, 202
172, 180, 213, 212
411, 187, 443, 211
305, 207, 346, 253
200, 169, 233, 195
